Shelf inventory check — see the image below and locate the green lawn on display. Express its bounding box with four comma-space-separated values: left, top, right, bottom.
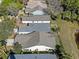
56, 15, 79, 59
0, 0, 23, 16
2, 0, 23, 7
0, 47, 7, 59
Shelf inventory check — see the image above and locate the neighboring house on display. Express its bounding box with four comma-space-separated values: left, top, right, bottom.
25, 5, 47, 15
15, 32, 56, 51
19, 15, 50, 24
24, 0, 47, 15
26, 0, 47, 9
8, 54, 57, 59
32, 10, 45, 15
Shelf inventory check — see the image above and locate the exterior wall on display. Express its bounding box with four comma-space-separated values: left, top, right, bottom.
22, 21, 50, 23
18, 32, 32, 34
22, 45, 53, 51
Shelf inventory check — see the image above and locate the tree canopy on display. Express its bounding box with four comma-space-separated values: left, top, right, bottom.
0, 0, 23, 16
0, 16, 15, 41
61, 0, 79, 22
14, 42, 22, 54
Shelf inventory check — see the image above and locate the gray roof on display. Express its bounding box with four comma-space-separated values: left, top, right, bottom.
15, 32, 56, 49
25, 8, 33, 13
8, 54, 57, 59
25, 5, 47, 13
25, 0, 47, 9
19, 23, 51, 32
21, 15, 50, 21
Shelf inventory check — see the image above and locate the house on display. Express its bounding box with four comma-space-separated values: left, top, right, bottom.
19, 15, 50, 24
24, 0, 47, 15
26, 0, 47, 9
8, 54, 57, 59
25, 5, 47, 15
14, 11, 55, 51
7, 15, 51, 46
16, 15, 51, 34
15, 32, 56, 51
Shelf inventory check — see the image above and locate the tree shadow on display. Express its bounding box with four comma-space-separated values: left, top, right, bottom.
75, 31, 79, 49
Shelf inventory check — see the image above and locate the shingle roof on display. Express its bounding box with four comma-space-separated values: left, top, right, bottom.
15, 32, 56, 49
21, 15, 50, 21
25, 0, 47, 9
32, 10, 45, 15
25, 5, 45, 13
8, 54, 57, 59
19, 23, 51, 32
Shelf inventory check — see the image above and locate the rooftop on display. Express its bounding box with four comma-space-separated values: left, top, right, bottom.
32, 10, 45, 15
18, 23, 51, 32
21, 15, 51, 21
15, 32, 56, 49
8, 54, 57, 59
25, 5, 48, 14
26, 0, 47, 9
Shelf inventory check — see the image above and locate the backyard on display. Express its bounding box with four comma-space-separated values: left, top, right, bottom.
56, 15, 79, 59
50, 14, 79, 59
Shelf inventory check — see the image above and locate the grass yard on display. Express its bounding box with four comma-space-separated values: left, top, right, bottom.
0, 47, 7, 59
56, 15, 79, 59
1, 0, 23, 11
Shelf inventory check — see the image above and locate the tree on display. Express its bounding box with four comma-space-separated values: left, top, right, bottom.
62, 11, 71, 20
77, 15, 79, 22
61, 0, 79, 22
71, 12, 77, 20
0, 6, 8, 16
55, 45, 64, 59
14, 42, 22, 54
0, 16, 15, 45
55, 45, 71, 59
0, 0, 23, 16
